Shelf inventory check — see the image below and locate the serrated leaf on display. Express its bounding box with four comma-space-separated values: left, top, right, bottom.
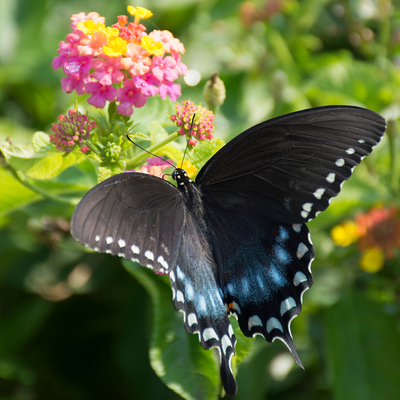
327, 290, 400, 400
123, 261, 220, 400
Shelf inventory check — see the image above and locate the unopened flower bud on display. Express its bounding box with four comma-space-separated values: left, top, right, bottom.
203, 73, 226, 112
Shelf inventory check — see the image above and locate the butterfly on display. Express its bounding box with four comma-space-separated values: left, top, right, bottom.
70, 106, 385, 397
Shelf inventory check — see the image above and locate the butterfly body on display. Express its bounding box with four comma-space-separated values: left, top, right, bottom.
71, 106, 386, 397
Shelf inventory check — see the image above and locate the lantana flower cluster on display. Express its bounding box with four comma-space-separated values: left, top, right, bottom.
170, 101, 215, 146
50, 109, 96, 153
331, 205, 400, 272
52, 6, 187, 116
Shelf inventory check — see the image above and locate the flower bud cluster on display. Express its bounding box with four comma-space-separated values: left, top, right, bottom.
50, 109, 96, 153
170, 101, 215, 146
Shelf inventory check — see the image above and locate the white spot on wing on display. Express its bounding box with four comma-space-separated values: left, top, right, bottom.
280, 297, 297, 316
106, 236, 113, 245
266, 317, 283, 334
95, 235, 100, 242
293, 271, 308, 286
346, 148, 355, 154
335, 158, 345, 167
358, 139, 365, 143
187, 313, 198, 327
144, 250, 154, 261
248, 315, 263, 330
228, 324, 234, 338
297, 242, 309, 259
221, 334, 232, 355
157, 255, 169, 269
203, 327, 219, 342
303, 203, 313, 212
118, 239, 126, 248
169, 270, 176, 283
292, 224, 302, 233
301, 210, 309, 219
131, 245, 140, 254
176, 290, 184, 303
326, 173, 336, 183
313, 188, 326, 200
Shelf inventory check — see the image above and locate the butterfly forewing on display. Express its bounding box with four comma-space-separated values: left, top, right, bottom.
71, 173, 185, 273
197, 106, 386, 223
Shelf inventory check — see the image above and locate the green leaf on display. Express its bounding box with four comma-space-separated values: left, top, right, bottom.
149, 121, 169, 144
327, 290, 400, 400
129, 131, 152, 142
0, 167, 40, 216
229, 316, 254, 377
188, 138, 225, 173
154, 145, 183, 164
123, 261, 220, 400
1, 131, 86, 180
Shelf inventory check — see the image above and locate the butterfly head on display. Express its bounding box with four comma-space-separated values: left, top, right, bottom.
172, 168, 192, 186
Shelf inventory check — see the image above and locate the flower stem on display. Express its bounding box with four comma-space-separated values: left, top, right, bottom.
125, 130, 181, 170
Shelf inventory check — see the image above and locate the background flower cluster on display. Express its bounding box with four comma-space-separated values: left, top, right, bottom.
52, 6, 187, 116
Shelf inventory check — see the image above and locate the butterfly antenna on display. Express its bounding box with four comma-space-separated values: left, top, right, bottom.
181, 113, 196, 166
126, 135, 175, 168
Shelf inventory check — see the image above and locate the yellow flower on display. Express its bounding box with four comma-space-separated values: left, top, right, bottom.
359, 248, 385, 273
140, 36, 164, 56
76, 20, 106, 36
331, 221, 359, 247
103, 36, 128, 57
127, 6, 153, 24
176, 160, 197, 178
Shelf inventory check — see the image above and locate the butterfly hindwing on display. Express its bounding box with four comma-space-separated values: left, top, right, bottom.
197, 106, 385, 223
71, 172, 185, 274
169, 213, 238, 397
205, 203, 314, 363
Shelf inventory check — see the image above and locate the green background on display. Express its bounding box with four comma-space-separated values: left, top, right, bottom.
1, 0, 400, 399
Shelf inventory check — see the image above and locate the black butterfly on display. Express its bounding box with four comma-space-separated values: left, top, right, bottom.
71, 106, 385, 397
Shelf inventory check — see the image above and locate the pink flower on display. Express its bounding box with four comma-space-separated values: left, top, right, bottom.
125, 157, 173, 179
63, 55, 93, 75
92, 56, 125, 85
151, 55, 179, 82
132, 74, 159, 97
120, 43, 151, 76
77, 30, 108, 56
51, 32, 83, 70
159, 80, 181, 101
60, 73, 89, 95
86, 82, 117, 108
116, 79, 147, 116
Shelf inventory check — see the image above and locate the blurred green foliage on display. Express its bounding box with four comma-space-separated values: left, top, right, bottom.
1, 0, 400, 399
